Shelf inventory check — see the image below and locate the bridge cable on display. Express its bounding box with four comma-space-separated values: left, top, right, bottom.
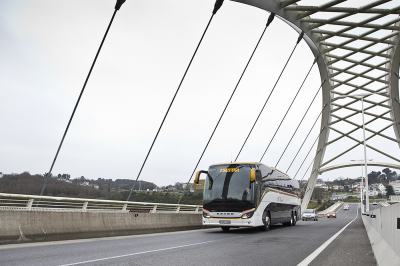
39, 0, 126, 196
127, 0, 225, 202
292, 126, 325, 180
275, 79, 325, 168
299, 151, 320, 181
259, 55, 317, 162
177, 13, 276, 204
286, 103, 327, 173
235, 31, 304, 162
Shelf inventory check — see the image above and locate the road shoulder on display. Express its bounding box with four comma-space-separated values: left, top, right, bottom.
308, 209, 376, 266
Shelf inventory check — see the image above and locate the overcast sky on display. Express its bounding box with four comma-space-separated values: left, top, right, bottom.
1, 0, 399, 187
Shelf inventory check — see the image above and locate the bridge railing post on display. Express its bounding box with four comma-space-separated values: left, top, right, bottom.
151, 205, 157, 213
122, 204, 127, 212
26, 199, 34, 210
175, 206, 180, 213
82, 202, 88, 212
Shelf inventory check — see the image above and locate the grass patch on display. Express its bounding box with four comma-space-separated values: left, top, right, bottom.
316, 201, 335, 212
307, 201, 319, 209
343, 196, 360, 203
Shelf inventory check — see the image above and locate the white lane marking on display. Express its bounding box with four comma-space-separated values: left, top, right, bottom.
0, 228, 217, 250
297, 204, 359, 266
58, 236, 243, 266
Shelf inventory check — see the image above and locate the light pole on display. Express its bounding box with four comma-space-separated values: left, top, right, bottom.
337, 92, 386, 214
351, 159, 373, 214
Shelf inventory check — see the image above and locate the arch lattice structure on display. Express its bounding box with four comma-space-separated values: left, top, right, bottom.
232, 0, 400, 212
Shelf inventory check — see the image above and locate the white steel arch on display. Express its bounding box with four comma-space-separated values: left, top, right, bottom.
319, 161, 400, 173
231, 0, 400, 212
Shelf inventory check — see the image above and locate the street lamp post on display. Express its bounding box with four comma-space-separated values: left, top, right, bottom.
337, 92, 386, 214
351, 159, 373, 214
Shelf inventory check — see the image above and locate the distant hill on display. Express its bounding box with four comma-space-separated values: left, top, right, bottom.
0, 172, 202, 205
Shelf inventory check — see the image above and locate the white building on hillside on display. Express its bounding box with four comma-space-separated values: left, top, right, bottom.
389, 180, 400, 194
315, 183, 328, 190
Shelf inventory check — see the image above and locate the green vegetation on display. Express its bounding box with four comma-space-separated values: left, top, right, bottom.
307, 200, 337, 211
0, 172, 202, 205
316, 201, 335, 212
109, 190, 202, 205
0, 172, 107, 198
307, 201, 319, 209
386, 185, 395, 197
343, 196, 360, 203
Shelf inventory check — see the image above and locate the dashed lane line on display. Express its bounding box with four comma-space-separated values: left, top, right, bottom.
58, 235, 243, 266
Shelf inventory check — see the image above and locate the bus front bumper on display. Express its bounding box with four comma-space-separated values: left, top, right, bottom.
203, 218, 255, 227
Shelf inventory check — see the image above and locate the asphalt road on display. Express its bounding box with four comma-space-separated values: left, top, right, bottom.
309, 203, 379, 266
0, 203, 373, 266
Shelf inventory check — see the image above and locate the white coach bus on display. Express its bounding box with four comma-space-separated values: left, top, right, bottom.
194, 162, 301, 231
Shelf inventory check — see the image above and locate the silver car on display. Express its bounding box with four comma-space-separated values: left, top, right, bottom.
302, 209, 318, 221
343, 204, 349, 210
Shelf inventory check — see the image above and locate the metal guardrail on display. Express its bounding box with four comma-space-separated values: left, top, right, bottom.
0, 193, 202, 213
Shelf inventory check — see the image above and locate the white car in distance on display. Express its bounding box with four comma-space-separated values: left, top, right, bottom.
302, 209, 318, 221
343, 204, 349, 210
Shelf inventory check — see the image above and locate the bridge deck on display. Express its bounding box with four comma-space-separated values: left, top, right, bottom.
0, 203, 379, 266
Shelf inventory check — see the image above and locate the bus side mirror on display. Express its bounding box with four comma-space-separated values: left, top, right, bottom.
250, 169, 256, 183
194, 170, 207, 184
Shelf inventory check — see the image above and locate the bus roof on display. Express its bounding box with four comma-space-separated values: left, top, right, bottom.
209, 162, 259, 166
208, 162, 291, 179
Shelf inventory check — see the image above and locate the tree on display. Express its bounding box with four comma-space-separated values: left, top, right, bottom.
392, 171, 397, 181
382, 168, 391, 175
385, 185, 395, 197
175, 182, 184, 191
312, 187, 325, 200
368, 171, 381, 183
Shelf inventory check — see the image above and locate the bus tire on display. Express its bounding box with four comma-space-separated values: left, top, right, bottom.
260, 212, 271, 231
221, 226, 230, 231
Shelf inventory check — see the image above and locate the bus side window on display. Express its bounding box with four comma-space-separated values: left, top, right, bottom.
255, 182, 261, 206
276, 179, 286, 189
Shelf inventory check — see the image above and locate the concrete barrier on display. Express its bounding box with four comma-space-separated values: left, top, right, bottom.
379, 201, 390, 207
0, 210, 203, 244
317, 201, 343, 217
362, 203, 400, 266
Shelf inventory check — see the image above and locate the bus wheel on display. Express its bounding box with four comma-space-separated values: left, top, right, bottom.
260, 213, 271, 231
221, 226, 230, 231
283, 213, 295, 226
291, 213, 296, 226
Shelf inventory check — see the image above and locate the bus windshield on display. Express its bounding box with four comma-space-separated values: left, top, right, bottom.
203, 164, 254, 204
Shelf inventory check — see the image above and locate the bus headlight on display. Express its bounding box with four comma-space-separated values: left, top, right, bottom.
203, 210, 211, 218
241, 210, 254, 219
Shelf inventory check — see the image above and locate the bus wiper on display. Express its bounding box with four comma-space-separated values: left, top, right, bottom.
226, 198, 247, 205
209, 198, 222, 204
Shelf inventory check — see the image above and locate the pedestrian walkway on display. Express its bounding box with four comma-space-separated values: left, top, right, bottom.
309, 208, 376, 266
